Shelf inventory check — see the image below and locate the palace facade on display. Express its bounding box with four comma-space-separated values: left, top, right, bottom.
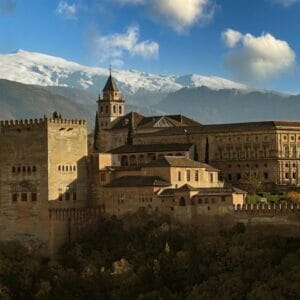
0, 73, 300, 255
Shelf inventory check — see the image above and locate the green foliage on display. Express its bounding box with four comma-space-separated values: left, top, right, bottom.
1, 214, 300, 299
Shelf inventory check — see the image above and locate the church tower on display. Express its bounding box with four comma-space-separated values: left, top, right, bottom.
94, 70, 125, 152
98, 70, 125, 129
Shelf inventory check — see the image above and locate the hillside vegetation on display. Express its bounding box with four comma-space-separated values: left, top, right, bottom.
0, 212, 300, 299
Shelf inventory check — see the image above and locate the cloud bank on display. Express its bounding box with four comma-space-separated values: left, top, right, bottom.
222, 29, 296, 82
115, 0, 216, 33
92, 26, 159, 67
56, 1, 77, 20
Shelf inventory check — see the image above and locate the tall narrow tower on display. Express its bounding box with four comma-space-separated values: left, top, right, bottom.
95, 70, 125, 152
98, 70, 125, 129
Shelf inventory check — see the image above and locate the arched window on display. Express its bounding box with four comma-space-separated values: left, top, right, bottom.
119, 106, 122, 114
129, 155, 137, 166
121, 156, 129, 166
138, 155, 145, 165
178, 171, 181, 181
66, 166, 69, 171
179, 197, 186, 206
105, 106, 109, 113
58, 165, 61, 171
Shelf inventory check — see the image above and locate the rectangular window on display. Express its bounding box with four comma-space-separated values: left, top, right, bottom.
210, 173, 214, 183
195, 170, 199, 181
186, 170, 191, 182
21, 193, 27, 202
59, 193, 63, 201
12, 166, 16, 173
178, 171, 181, 181
285, 173, 289, 179
12, 193, 18, 202
264, 173, 269, 180
73, 192, 77, 201
65, 192, 70, 201
31, 193, 37, 202
100, 173, 106, 182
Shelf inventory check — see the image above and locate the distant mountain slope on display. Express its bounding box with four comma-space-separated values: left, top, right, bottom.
156, 87, 300, 124
0, 79, 162, 129
0, 50, 250, 105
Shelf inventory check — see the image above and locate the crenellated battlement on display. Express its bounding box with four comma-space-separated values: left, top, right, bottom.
0, 118, 86, 132
233, 203, 300, 214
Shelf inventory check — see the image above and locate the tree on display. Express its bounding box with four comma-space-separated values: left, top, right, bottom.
94, 112, 100, 151
241, 170, 264, 194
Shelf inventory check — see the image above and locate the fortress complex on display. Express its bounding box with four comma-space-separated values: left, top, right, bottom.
0, 73, 300, 255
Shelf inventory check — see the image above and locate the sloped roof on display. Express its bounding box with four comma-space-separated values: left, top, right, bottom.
102, 75, 119, 92
135, 121, 300, 137
104, 176, 170, 187
111, 112, 201, 130
108, 143, 193, 154
145, 156, 219, 171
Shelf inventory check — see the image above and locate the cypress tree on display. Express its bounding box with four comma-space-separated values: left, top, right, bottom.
205, 137, 210, 164
94, 112, 99, 151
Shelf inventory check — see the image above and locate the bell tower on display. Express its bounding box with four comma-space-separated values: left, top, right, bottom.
98, 69, 125, 130
94, 69, 125, 152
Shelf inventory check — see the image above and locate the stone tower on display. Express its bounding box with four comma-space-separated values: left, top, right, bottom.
95, 71, 125, 152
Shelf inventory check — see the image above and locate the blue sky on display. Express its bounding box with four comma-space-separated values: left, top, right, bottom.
1, 0, 300, 92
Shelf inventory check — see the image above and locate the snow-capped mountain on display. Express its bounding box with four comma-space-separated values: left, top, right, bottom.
0, 50, 249, 99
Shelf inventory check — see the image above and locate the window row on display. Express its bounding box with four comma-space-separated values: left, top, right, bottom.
100, 105, 123, 115
12, 166, 37, 174
177, 170, 214, 183
12, 192, 37, 202
58, 165, 76, 172
139, 196, 153, 203
228, 163, 268, 169
227, 172, 269, 181
218, 136, 271, 142
58, 192, 77, 201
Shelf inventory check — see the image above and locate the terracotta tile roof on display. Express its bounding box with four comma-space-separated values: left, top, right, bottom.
144, 156, 219, 171
104, 176, 170, 187
107, 143, 193, 154
192, 187, 247, 196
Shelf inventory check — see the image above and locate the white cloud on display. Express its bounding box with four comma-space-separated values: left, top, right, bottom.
270, 0, 300, 7
222, 29, 243, 48
115, 0, 216, 33
222, 29, 296, 82
56, 1, 77, 20
93, 26, 159, 66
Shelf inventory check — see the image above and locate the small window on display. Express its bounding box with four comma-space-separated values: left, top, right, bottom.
31, 193, 37, 202
186, 170, 191, 182
221, 196, 226, 202
58, 165, 61, 171
22, 166, 26, 172
195, 170, 199, 181
12, 193, 18, 202
113, 105, 116, 113
17, 166, 21, 173
237, 173, 241, 180
12, 166, 16, 173
198, 198, 203, 204
73, 166, 76, 171
32, 166, 36, 172
293, 173, 297, 179
100, 173, 106, 182
59, 193, 63, 201
21, 193, 27, 202
105, 106, 109, 113
119, 106, 122, 114
210, 173, 214, 183
178, 171, 181, 181
65, 192, 70, 201
66, 166, 69, 171
285, 173, 289, 179
228, 174, 232, 181
264, 172, 269, 179
27, 166, 31, 173
62, 166, 65, 171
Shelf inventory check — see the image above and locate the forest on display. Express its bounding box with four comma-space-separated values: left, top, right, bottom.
0, 211, 300, 300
